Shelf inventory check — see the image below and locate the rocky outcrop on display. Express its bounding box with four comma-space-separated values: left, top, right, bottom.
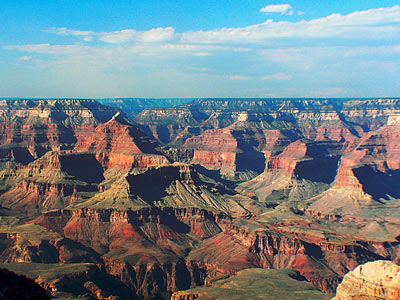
0, 268, 51, 300
0, 262, 131, 299
310, 119, 400, 214
264, 140, 307, 175
333, 260, 400, 300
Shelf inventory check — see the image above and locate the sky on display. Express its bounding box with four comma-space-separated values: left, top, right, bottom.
1, 0, 400, 98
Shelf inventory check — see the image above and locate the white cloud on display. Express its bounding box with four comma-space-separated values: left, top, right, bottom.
181, 5, 400, 44
260, 4, 293, 15
193, 52, 212, 56
48, 27, 94, 42
261, 45, 400, 64
230, 75, 251, 80
3, 6, 400, 97
6, 6, 400, 61
98, 29, 136, 44
261, 73, 291, 80
97, 27, 174, 44
5, 44, 88, 55
19, 55, 32, 61
48, 26, 176, 44
41, 6, 400, 48
138, 27, 175, 42
83, 36, 93, 42
51, 27, 93, 36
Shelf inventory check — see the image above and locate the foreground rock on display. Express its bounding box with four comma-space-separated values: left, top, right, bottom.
333, 260, 400, 300
0, 262, 125, 299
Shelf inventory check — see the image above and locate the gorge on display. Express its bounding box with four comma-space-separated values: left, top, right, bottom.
0, 98, 399, 299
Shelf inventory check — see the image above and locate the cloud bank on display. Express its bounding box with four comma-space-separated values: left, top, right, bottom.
3, 5, 400, 97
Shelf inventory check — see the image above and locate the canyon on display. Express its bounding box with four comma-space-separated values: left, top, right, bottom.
0, 98, 399, 299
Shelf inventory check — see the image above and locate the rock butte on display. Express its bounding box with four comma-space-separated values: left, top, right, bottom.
0, 98, 399, 299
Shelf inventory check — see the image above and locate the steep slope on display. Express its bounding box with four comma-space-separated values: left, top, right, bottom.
0, 262, 132, 299
25, 207, 231, 299
71, 163, 234, 213
0, 151, 104, 215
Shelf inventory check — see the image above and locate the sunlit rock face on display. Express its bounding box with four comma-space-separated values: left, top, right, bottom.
333, 260, 400, 300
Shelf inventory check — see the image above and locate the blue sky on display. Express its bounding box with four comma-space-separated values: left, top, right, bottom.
1, 0, 400, 98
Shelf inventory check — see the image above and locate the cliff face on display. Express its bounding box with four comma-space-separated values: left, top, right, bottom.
186, 219, 393, 294
0, 99, 118, 158
135, 98, 400, 180
183, 128, 238, 176
29, 207, 230, 299
0, 205, 374, 296
74, 112, 167, 170
309, 118, 400, 215
0, 98, 400, 299
0, 102, 170, 216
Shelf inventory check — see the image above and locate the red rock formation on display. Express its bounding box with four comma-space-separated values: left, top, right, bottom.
264, 140, 307, 175
29, 207, 230, 299
1, 98, 400, 300
183, 128, 237, 176
0, 99, 118, 160
75, 112, 167, 170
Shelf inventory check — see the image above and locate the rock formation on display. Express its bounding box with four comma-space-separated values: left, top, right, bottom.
0, 98, 399, 299
0, 267, 50, 300
333, 260, 400, 300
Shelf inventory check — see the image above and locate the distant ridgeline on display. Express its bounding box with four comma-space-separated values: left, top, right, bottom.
99, 97, 400, 118
97, 98, 194, 118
